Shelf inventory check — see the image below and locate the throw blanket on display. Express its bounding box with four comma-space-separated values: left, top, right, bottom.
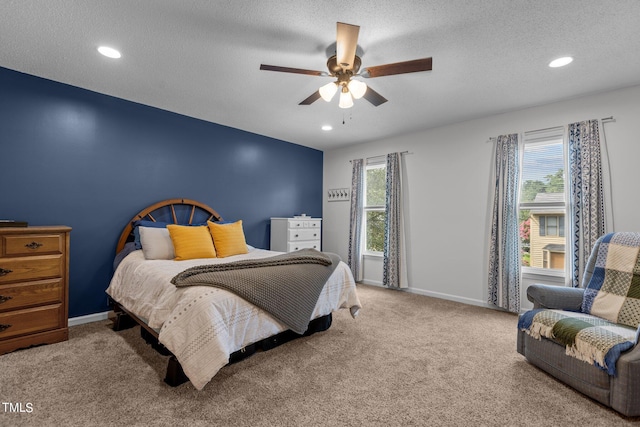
171, 249, 340, 334
518, 309, 639, 375
582, 232, 640, 328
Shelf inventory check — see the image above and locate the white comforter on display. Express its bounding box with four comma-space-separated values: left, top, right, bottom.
106, 248, 361, 390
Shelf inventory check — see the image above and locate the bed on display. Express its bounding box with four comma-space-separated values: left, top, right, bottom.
106, 199, 361, 390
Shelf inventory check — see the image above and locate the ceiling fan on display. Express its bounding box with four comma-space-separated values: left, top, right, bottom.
260, 22, 432, 108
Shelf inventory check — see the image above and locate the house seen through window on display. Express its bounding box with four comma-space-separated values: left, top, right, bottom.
364, 161, 386, 253
519, 128, 566, 273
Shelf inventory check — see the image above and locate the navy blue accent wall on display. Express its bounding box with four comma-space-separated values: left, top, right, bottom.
0, 67, 323, 318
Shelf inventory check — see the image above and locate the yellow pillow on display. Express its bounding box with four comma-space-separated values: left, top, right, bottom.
207, 220, 249, 258
166, 225, 216, 260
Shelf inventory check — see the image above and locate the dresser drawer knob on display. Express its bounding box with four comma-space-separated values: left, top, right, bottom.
295, 234, 299, 237
25, 241, 44, 250
0, 268, 12, 277
0, 295, 12, 304
0, 324, 12, 332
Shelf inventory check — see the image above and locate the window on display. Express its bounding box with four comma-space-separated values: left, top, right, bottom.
519, 127, 566, 273
539, 215, 564, 237
363, 160, 386, 253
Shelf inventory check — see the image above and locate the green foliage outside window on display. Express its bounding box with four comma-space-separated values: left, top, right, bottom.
366, 166, 386, 206
365, 165, 386, 253
520, 169, 564, 203
366, 211, 385, 252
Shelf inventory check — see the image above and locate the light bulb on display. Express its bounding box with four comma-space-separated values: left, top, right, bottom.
348, 79, 367, 99
319, 82, 338, 102
339, 90, 354, 109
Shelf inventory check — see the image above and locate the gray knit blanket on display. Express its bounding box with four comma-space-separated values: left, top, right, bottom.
170, 249, 341, 334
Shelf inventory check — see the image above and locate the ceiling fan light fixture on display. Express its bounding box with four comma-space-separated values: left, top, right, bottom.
339, 89, 354, 109
347, 79, 367, 99
319, 82, 338, 102
259, 22, 432, 108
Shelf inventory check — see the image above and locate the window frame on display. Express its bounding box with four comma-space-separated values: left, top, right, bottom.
518, 128, 568, 278
363, 159, 386, 256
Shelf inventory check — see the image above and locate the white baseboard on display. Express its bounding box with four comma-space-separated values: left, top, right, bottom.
360, 279, 383, 286
68, 311, 111, 327
67, 287, 493, 327
358, 282, 493, 310
404, 287, 492, 309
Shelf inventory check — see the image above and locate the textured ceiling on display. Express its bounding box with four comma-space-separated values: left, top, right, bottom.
1, 0, 640, 150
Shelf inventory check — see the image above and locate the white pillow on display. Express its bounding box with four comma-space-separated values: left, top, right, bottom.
139, 226, 175, 260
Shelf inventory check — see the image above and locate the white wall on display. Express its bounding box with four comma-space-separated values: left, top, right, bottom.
323, 84, 640, 310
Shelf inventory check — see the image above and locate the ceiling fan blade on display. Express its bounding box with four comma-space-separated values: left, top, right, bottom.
363, 86, 388, 107
363, 57, 432, 78
299, 90, 322, 105
260, 64, 324, 76
336, 22, 360, 70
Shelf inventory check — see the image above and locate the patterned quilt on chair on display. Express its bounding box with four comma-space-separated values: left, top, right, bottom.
582, 232, 640, 328
519, 232, 640, 375
518, 309, 638, 375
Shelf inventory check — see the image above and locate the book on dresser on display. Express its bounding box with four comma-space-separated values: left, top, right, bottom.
0, 225, 71, 355
270, 217, 321, 253
0, 220, 28, 227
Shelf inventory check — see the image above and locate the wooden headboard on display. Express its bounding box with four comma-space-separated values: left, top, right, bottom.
115, 198, 223, 253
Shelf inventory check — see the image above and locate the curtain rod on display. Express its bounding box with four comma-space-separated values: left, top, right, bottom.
349, 151, 410, 163
487, 116, 616, 141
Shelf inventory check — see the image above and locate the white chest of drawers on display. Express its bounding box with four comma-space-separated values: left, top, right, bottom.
270, 217, 322, 253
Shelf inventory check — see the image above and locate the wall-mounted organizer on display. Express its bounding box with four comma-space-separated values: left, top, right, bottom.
327, 188, 350, 202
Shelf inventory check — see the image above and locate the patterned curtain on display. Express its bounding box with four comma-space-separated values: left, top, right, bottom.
383, 152, 407, 288
488, 134, 520, 313
347, 159, 364, 281
568, 120, 605, 287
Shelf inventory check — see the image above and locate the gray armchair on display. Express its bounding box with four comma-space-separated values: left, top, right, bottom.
517, 232, 640, 417
518, 284, 640, 417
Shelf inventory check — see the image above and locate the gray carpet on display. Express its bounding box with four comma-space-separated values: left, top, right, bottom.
0, 284, 636, 426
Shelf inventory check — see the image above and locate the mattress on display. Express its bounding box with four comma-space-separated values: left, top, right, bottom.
106, 248, 361, 389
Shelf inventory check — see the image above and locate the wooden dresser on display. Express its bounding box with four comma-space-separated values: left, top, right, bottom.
0, 226, 71, 355
270, 217, 322, 252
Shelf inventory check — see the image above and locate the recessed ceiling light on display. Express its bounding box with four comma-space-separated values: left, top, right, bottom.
321, 125, 333, 131
97, 46, 121, 59
549, 56, 573, 68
